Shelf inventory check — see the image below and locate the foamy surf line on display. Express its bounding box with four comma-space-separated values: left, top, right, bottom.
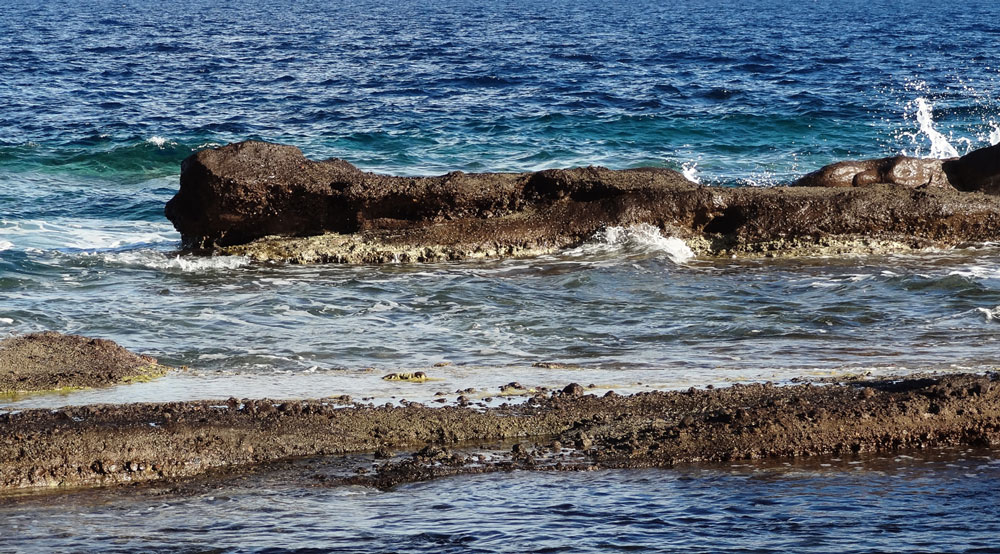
565, 224, 695, 264
0, 218, 179, 252
79, 250, 251, 272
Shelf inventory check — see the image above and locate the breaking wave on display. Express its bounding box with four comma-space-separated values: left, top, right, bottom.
567, 224, 694, 264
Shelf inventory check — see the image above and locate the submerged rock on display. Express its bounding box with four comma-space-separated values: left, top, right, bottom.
0, 332, 167, 394
167, 141, 1000, 262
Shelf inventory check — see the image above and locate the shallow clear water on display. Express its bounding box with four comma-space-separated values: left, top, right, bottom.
3, 448, 999, 553
3, 0, 1000, 548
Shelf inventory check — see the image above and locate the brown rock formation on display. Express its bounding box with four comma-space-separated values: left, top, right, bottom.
164, 140, 702, 249
793, 156, 956, 189
793, 143, 1000, 193
0, 332, 166, 393
2, 373, 999, 492
166, 141, 1000, 262
945, 143, 1000, 194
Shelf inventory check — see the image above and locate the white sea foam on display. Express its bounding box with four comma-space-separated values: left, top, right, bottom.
1, 218, 178, 251
681, 161, 701, 184
949, 265, 1000, 280
976, 306, 1000, 322
0, 240, 13, 251
147, 136, 172, 147
914, 97, 960, 158
86, 250, 250, 272
568, 224, 694, 263
989, 121, 1000, 146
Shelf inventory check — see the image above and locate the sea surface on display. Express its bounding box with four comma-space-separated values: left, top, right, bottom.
2, 0, 1000, 551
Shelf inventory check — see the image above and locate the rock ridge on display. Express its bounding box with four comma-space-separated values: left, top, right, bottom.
165, 141, 1000, 262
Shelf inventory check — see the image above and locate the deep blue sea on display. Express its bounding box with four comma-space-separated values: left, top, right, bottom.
3, 0, 1000, 551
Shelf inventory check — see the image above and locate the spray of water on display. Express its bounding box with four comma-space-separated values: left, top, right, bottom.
989, 121, 1000, 146
681, 161, 701, 184
912, 98, 960, 158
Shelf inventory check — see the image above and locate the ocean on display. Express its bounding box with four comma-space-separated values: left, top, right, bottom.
2, 0, 1000, 551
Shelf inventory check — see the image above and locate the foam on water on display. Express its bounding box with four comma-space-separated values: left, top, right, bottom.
976, 306, 1000, 322
147, 136, 170, 147
0, 218, 178, 252
567, 224, 694, 263
82, 250, 250, 272
681, 161, 701, 184
989, 121, 1000, 146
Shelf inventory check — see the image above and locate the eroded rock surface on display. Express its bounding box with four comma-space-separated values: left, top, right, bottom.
0, 332, 166, 393
167, 141, 1000, 262
793, 143, 1000, 194
2, 373, 999, 492
793, 156, 956, 189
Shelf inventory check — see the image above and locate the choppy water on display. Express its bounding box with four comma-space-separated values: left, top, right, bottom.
3, 448, 1000, 553
3, 0, 1000, 549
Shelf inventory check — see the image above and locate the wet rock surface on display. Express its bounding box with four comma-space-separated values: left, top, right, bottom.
793, 156, 956, 189
3, 373, 1000, 492
0, 332, 166, 394
793, 143, 1000, 194
167, 141, 1000, 263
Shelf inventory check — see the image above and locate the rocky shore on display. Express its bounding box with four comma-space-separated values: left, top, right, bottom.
3, 373, 999, 493
0, 332, 167, 395
166, 141, 1000, 263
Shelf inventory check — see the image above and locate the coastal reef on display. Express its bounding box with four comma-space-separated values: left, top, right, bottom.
2, 373, 999, 492
165, 141, 1000, 263
0, 332, 166, 394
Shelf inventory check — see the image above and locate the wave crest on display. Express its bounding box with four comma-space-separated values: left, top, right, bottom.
568, 224, 694, 263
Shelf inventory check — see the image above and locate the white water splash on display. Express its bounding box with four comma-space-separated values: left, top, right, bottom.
976, 306, 1000, 322
147, 136, 172, 147
989, 121, 1000, 146
912, 97, 960, 158
0, 218, 177, 251
681, 161, 701, 184
88, 250, 251, 272
0, 240, 12, 252
570, 224, 694, 263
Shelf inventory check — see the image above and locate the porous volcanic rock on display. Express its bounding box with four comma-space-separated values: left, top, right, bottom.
2, 373, 1000, 492
167, 141, 1000, 262
166, 140, 701, 248
0, 332, 166, 393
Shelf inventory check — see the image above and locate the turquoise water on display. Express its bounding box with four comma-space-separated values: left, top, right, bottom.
3, 0, 1000, 551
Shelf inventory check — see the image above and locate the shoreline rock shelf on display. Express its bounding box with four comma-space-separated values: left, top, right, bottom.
165, 141, 1000, 263
2, 373, 999, 492
0, 332, 167, 395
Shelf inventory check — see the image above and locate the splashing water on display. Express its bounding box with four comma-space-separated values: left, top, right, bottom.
909, 98, 960, 158
989, 121, 1000, 146
681, 161, 701, 184
573, 224, 695, 263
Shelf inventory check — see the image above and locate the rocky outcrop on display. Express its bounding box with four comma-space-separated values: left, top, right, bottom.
166, 140, 699, 249
793, 156, 956, 189
945, 143, 1000, 194
793, 143, 1000, 193
0, 332, 166, 393
2, 373, 1000, 491
166, 141, 1000, 263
